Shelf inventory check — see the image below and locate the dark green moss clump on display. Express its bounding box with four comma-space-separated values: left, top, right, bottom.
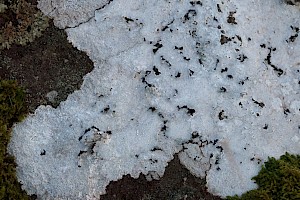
227, 153, 300, 200
0, 80, 31, 199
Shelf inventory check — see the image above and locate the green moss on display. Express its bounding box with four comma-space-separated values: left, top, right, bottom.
0, 80, 31, 199
227, 153, 300, 200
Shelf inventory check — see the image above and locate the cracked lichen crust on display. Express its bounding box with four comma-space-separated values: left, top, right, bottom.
37, 0, 113, 29
9, 0, 300, 199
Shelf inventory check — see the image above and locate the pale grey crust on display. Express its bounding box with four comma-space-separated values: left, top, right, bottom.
10, 0, 300, 199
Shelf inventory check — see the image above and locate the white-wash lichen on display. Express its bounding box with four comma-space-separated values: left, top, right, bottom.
9, 0, 300, 199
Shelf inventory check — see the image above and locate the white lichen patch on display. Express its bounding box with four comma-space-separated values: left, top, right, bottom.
9, 0, 300, 199
37, 0, 113, 28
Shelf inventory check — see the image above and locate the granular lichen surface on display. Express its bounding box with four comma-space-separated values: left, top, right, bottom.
7, 0, 300, 199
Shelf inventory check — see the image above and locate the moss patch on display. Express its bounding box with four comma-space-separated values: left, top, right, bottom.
227, 153, 300, 200
0, 80, 32, 199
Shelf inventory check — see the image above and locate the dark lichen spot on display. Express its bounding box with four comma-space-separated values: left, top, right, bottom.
237, 54, 248, 62
158, 112, 164, 119
264, 47, 284, 77
40, 149, 46, 156
189, 69, 194, 76
218, 110, 227, 120
173, 89, 178, 97
285, 0, 298, 5
105, 130, 112, 135
260, 44, 266, 48
160, 56, 172, 67
151, 147, 163, 151
239, 77, 249, 85
216, 146, 223, 152
161, 125, 167, 132
148, 107, 157, 112
198, 58, 203, 65
187, 108, 196, 116
191, 131, 199, 138
84, 127, 90, 133
177, 105, 196, 116
236, 35, 242, 43
284, 108, 290, 115
101, 105, 110, 113
175, 72, 181, 78
175, 46, 183, 50
124, 16, 134, 23
217, 4, 222, 12
145, 71, 151, 76
190, 1, 203, 6
287, 34, 298, 43
77, 150, 87, 157
220, 35, 232, 44
162, 19, 174, 31
213, 139, 219, 145
183, 10, 197, 23
252, 98, 265, 108
219, 87, 227, 93
227, 11, 237, 24
221, 67, 228, 73
183, 56, 190, 61
153, 42, 163, 54
153, 66, 161, 75
91, 126, 100, 131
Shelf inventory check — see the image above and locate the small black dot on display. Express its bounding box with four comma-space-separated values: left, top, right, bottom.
40, 150, 46, 156
220, 87, 227, 92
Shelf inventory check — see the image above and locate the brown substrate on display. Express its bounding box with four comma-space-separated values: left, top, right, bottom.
102, 155, 222, 200
0, 21, 94, 113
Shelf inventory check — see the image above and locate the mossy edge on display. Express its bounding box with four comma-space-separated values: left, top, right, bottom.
227, 153, 300, 200
0, 80, 32, 200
